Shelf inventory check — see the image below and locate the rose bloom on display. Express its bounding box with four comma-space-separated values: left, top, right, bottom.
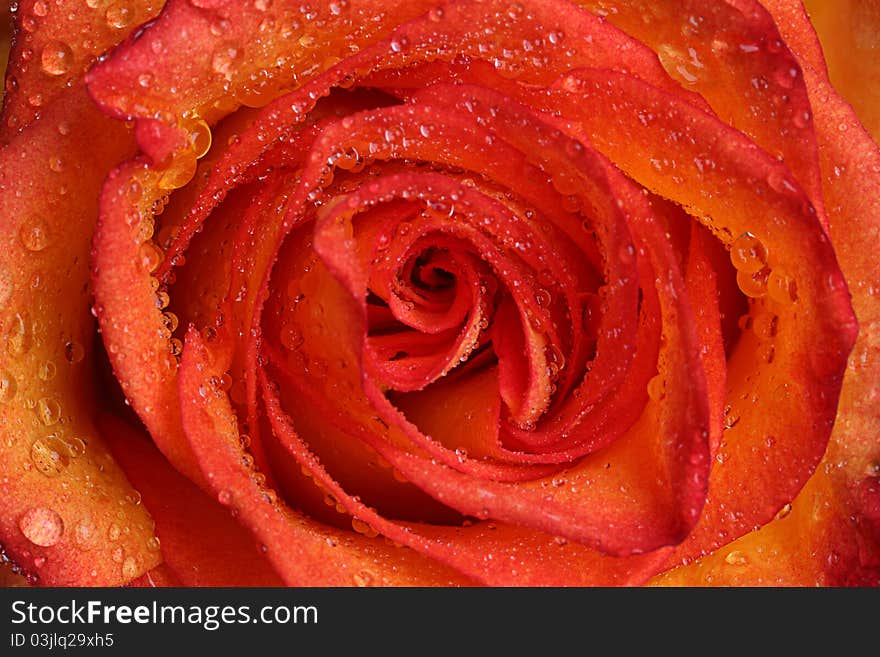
0, 0, 877, 588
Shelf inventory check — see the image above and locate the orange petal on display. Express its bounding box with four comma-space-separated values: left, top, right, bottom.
178, 326, 475, 586
1, 0, 163, 141
99, 412, 283, 586
0, 85, 159, 585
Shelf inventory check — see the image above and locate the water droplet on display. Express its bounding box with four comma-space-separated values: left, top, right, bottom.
766, 167, 796, 194
155, 290, 171, 310
73, 517, 97, 550
775, 503, 792, 520
121, 556, 139, 579
736, 267, 770, 298
212, 43, 241, 79
105, 2, 133, 29
108, 523, 121, 541
751, 312, 778, 340
64, 341, 85, 364
161, 311, 179, 334
137, 242, 164, 274
353, 570, 375, 586
62, 435, 87, 457
332, 146, 360, 171
158, 153, 197, 191
218, 489, 233, 505
534, 288, 551, 308
30, 436, 70, 477
351, 518, 379, 538
40, 40, 74, 76
729, 232, 768, 274
146, 536, 161, 551
0, 371, 17, 402
647, 374, 665, 401
184, 119, 212, 159
38, 361, 56, 381
723, 405, 740, 430
724, 550, 749, 566
20, 220, 50, 252
33, 1, 49, 17
767, 269, 797, 304
19, 507, 64, 547
792, 109, 811, 129
37, 397, 61, 426
279, 324, 304, 351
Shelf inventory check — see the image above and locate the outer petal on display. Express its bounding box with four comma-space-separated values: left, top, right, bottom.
85, 0, 437, 123
0, 86, 159, 585
576, 0, 827, 226
801, 0, 880, 141
1, 0, 163, 141
99, 412, 283, 587
655, 0, 880, 584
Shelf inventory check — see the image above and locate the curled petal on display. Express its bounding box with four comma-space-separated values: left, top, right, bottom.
0, 86, 159, 585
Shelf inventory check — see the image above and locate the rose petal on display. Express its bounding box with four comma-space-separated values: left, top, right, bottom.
178, 326, 476, 586
0, 85, 159, 585
576, 0, 827, 228
1, 0, 162, 141
99, 412, 283, 586
800, 0, 880, 140
529, 68, 856, 558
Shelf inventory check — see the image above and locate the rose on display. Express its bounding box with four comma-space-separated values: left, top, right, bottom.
0, 0, 877, 587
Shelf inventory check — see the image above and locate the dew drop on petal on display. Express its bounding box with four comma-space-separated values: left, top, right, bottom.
767, 269, 798, 304
729, 232, 768, 274
30, 436, 70, 477
724, 550, 749, 566
73, 517, 98, 550
0, 371, 17, 403
20, 220, 51, 252
64, 341, 85, 364
158, 154, 197, 190
106, 2, 134, 29
351, 518, 379, 538
38, 361, 56, 381
137, 242, 164, 274
40, 40, 74, 76
775, 503, 792, 520
37, 397, 62, 426
353, 570, 375, 587
121, 557, 139, 579
736, 267, 770, 298
185, 119, 212, 159
20, 507, 64, 547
